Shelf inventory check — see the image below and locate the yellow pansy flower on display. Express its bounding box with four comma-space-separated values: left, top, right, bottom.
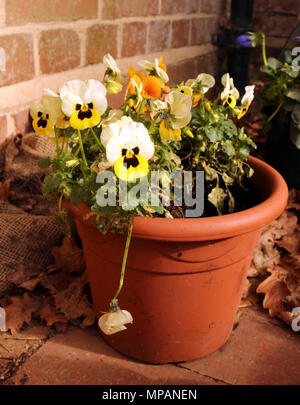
159, 120, 181, 141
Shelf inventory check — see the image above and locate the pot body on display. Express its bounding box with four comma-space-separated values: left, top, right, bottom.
66, 157, 288, 363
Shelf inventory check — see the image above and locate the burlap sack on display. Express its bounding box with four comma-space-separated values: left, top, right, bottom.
0, 202, 63, 294
0, 133, 64, 296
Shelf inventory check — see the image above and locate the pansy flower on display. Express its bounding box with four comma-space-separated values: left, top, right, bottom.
138, 57, 169, 84
101, 118, 154, 181
103, 54, 123, 83
142, 75, 162, 99
102, 54, 123, 94
156, 91, 192, 142
221, 73, 239, 108
128, 66, 145, 95
30, 90, 62, 138
186, 73, 215, 106
237, 85, 255, 119
98, 309, 133, 335
60, 79, 107, 130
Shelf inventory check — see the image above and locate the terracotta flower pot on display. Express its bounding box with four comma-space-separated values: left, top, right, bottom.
64, 156, 288, 364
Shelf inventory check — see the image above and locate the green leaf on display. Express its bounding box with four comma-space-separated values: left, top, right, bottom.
267, 57, 282, 70
260, 65, 273, 75
290, 123, 300, 149
208, 186, 227, 216
70, 185, 84, 205
224, 140, 234, 156
222, 172, 234, 185
53, 174, 63, 188
202, 162, 218, 181
92, 205, 116, 216
286, 88, 300, 102
206, 128, 217, 142
227, 188, 235, 213
38, 157, 51, 169
291, 105, 300, 126
148, 205, 164, 214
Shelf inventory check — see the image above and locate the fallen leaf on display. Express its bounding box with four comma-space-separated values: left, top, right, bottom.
276, 233, 300, 255
7, 264, 42, 287
256, 268, 290, 317
51, 237, 85, 274
3, 294, 41, 335
35, 298, 67, 327
0, 179, 14, 201
52, 274, 96, 327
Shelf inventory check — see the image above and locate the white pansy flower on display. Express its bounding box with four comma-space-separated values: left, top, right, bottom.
0, 47, 6, 72
60, 79, 107, 130
150, 99, 167, 118
102, 54, 123, 94
103, 53, 122, 82
238, 85, 255, 119
186, 73, 215, 93
221, 73, 240, 108
98, 309, 133, 335
103, 119, 154, 181
138, 57, 169, 83
165, 91, 192, 129
156, 91, 192, 141
101, 115, 134, 147
241, 85, 255, 106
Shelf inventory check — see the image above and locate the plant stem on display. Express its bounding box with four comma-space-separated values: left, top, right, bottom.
54, 127, 60, 157
110, 214, 134, 310
90, 128, 105, 152
77, 129, 87, 167
267, 100, 284, 122
261, 34, 268, 67
58, 192, 63, 211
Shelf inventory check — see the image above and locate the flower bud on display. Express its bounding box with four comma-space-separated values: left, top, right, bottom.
106, 80, 123, 95
183, 127, 194, 138
65, 159, 79, 168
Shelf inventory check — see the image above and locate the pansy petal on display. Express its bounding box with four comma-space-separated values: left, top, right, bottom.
61, 93, 82, 116
106, 136, 123, 165
60, 80, 86, 101
101, 122, 120, 147
30, 102, 44, 119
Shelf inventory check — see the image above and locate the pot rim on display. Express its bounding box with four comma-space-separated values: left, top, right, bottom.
65, 156, 288, 242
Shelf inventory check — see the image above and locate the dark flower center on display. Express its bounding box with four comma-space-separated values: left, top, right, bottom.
122, 147, 140, 168
76, 103, 94, 120
37, 111, 49, 128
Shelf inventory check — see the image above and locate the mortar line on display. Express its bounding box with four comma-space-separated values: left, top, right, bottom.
174, 363, 232, 385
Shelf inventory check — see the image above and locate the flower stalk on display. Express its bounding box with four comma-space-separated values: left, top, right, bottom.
110, 213, 134, 311
77, 129, 88, 167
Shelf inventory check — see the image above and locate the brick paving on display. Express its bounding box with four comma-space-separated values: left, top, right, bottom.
1, 305, 299, 385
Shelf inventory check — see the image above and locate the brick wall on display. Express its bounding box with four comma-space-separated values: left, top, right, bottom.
0, 0, 227, 143
252, 0, 300, 67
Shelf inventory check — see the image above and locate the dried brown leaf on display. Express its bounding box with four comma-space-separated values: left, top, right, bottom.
51, 237, 85, 274
3, 294, 41, 335
35, 298, 67, 327
256, 270, 290, 317
52, 274, 96, 327
276, 233, 300, 255
7, 264, 42, 287
0, 179, 13, 201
